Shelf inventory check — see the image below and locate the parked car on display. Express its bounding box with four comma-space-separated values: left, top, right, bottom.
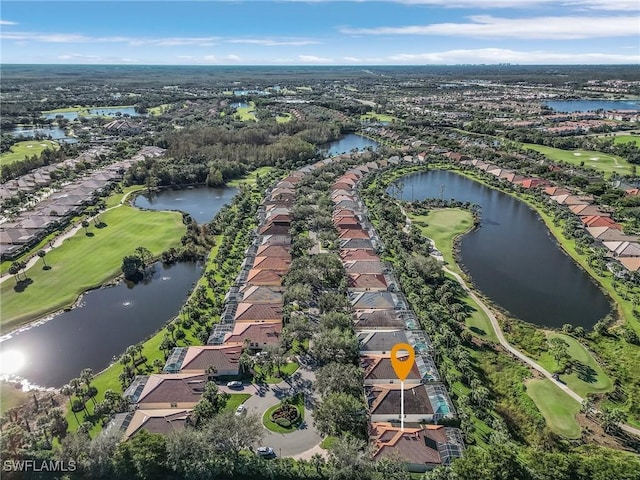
226, 381, 243, 389
257, 447, 275, 457
235, 404, 246, 416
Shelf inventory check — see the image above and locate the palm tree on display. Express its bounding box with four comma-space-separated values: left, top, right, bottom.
9, 262, 22, 284
152, 358, 165, 373
60, 384, 79, 425
81, 219, 90, 235
37, 250, 48, 269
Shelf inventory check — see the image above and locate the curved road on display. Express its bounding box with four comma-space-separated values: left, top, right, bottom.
402, 209, 640, 438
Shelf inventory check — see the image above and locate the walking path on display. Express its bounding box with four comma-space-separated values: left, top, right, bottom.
401, 207, 640, 438
0, 189, 138, 284
241, 356, 324, 457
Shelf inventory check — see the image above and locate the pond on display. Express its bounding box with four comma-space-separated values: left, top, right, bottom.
392, 170, 611, 329
43, 106, 145, 120
0, 262, 202, 388
545, 99, 640, 113
323, 133, 379, 156
134, 186, 238, 224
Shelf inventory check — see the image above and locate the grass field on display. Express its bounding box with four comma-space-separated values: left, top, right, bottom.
409, 209, 497, 342
526, 378, 581, 439
236, 102, 257, 122
276, 113, 292, 123
611, 134, 640, 146
254, 362, 299, 384
227, 166, 275, 187
0, 383, 29, 414
360, 111, 397, 123
0, 140, 59, 166
148, 104, 171, 116
1, 205, 185, 330
225, 393, 251, 413
523, 143, 632, 176
538, 332, 613, 398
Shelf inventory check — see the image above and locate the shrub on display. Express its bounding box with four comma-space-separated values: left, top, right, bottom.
275, 418, 291, 428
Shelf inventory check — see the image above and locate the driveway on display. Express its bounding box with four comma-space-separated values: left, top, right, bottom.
241, 356, 324, 457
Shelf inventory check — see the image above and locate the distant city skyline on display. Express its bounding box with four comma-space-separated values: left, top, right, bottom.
1, 0, 638, 65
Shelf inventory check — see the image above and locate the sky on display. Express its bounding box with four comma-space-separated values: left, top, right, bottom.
0, 0, 638, 65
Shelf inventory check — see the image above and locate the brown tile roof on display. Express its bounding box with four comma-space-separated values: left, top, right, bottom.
345, 260, 385, 274
235, 303, 283, 322
368, 384, 434, 415
252, 256, 291, 270
247, 269, 285, 286
260, 235, 292, 246
123, 408, 192, 440
341, 249, 379, 261
137, 373, 207, 405
361, 355, 421, 381
258, 223, 291, 236
180, 344, 243, 373
339, 228, 371, 239
570, 204, 610, 217
240, 286, 284, 304
371, 423, 448, 466
348, 273, 388, 290
355, 310, 405, 329
224, 321, 282, 346
580, 216, 621, 229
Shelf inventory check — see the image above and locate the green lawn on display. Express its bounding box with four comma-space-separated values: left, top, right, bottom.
148, 104, 171, 116
526, 378, 581, 439
276, 113, 292, 124
1, 205, 185, 330
0, 383, 29, 414
538, 333, 613, 398
225, 393, 251, 413
0, 140, 59, 166
236, 102, 257, 122
611, 134, 640, 146
523, 143, 632, 176
360, 111, 397, 123
254, 362, 299, 384
262, 393, 304, 433
227, 166, 275, 187
410, 209, 497, 342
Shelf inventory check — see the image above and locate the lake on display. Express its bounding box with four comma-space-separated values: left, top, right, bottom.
9, 126, 78, 143
545, 100, 640, 113
43, 106, 145, 120
323, 133, 380, 156
392, 170, 611, 329
0, 186, 238, 387
134, 186, 238, 224
0, 262, 202, 388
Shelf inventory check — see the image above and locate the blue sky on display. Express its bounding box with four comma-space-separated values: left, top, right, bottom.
1, 1, 638, 65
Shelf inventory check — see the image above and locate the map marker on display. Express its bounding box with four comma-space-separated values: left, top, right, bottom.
390, 343, 415, 431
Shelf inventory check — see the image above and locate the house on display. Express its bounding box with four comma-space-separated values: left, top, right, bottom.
247, 269, 286, 286
581, 216, 621, 229
251, 256, 291, 271
354, 310, 406, 330
223, 321, 282, 350
234, 303, 283, 322
602, 241, 640, 257
113, 408, 192, 440
104, 119, 142, 135
586, 227, 637, 243
544, 186, 572, 196
569, 205, 610, 217
341, 249, 379, 261
370, 423, 464, 472
340, 238, 374, 250
255, 245, 291, 258
366, 383, 455, 422
361, 354, 421, 385
164, 344, 243, 376
619, 257, 640, 272
345, 260, 386, 275
260, 235, 292, 246
550, 194, 590, 206
240, 286, 284, 304
125, 373, 208, 409
339, 228, 370, 240
358, 330, 408, 354
351, 292, 400, 310
258, 223, 290, 236
348, 273, 388, 291
517, 178, 550, 189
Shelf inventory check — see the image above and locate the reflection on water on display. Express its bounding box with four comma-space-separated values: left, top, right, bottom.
0, 262, 201, 388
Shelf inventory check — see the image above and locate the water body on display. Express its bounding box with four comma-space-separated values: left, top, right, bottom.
230, 102, 248, 109
134, 186, 238, 224
393, 170, 611, 329
323, 133, 379, 156
9, 126, 78, 144
43, 106, 145, 120
545, 100, 640, 113
0, 262, 202, 388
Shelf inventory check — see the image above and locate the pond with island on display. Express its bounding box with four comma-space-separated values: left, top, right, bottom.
545, 99, 640, 113
391, 170, 611, 330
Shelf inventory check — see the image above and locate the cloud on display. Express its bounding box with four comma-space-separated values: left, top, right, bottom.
282, 0, 637, 9
0, 20, 17, 25
226, 38, 320, 46
387, 48, 639, 64
225, 54, 241, 61
340, 15, 639, 39
298, 55, 333, 63
0, 31, 220, 46
343, 56, 362, 62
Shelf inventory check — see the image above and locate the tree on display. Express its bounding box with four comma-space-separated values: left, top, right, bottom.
121, 254, 144, 280
82, 219, 90, 235
37, 250, 48, 268
192, 382, 229, 426
311, 327, 359, 365
113, 430, 169, 480
9, 261, 26, 284
548, 337, 571, 372
314, 392, 367, 437
315, 362, 364, 398
134, 246, 153, 276
203, 411, 264, 464
599, 407, 626, 434
327, 434, 373, 480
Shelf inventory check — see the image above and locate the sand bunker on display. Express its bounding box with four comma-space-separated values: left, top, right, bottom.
573, 152, 582, 156
589, 157, 600, 160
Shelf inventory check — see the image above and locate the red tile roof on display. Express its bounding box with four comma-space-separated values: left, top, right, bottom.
234, 303, 283, 322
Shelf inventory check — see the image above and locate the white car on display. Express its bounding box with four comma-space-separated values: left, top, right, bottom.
226, 381, 243, 389
257, 446, 275, 457
235, 404, 246, 416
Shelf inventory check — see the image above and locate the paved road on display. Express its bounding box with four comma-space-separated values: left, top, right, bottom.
402, 208, 640, 438
241, 356, 324, 457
